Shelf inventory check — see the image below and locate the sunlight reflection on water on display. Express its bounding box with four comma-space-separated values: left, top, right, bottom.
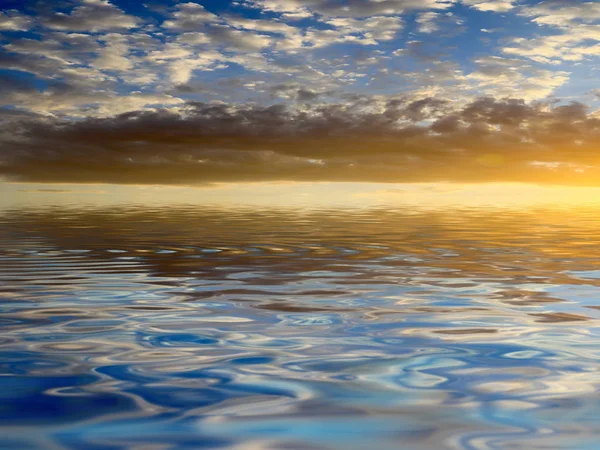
2, 203, 600, 449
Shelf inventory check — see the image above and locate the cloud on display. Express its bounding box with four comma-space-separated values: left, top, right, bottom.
3, 97, 600, 186
242, 0, 455, 18
415, 12, 463, 34
268, 83, 332, 102
503, 2, 600, 63
323, 16, 404, 43
164, 53, 226, 84
466, 56, 570, 100
0, 51, 65, 80
462, 0, 515, 12
204, 25, 274, 51
416, 12, 441, 33
503, 26, 600, 63
42, 0, 140, 32
0, 10, 33, 31
224, 15, 299, 35
162, 2, 220, 30
520, 1, 600, 27
95, 33, 133, 71
0, 0, 598, 190
5, 81, 185, 117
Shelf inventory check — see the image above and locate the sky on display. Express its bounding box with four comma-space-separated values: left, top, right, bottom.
2, 0, 600, 187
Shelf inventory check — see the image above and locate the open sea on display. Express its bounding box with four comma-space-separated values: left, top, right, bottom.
2, 201, 600, 449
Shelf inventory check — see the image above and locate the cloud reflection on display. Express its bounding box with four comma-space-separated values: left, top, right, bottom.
2, 203, 600, 448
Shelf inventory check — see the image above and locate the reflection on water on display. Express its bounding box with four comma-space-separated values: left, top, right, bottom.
2, 204, 600, 449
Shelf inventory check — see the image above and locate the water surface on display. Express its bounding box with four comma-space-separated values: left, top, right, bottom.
2, 203, 600, 449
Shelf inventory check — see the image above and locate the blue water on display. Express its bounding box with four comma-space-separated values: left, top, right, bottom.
2, 205, 600, 449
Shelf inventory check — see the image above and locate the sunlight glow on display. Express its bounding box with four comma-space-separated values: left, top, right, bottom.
4, 181, 600, 209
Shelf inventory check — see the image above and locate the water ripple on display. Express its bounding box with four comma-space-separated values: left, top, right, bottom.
2, 205, 600, 449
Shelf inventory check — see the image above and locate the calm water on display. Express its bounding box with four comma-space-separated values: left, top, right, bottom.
2, 204, 600, 449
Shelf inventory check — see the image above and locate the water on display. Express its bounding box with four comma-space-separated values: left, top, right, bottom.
2, 203, 600, 449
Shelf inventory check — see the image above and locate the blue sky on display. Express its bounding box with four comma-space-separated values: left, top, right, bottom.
2, 0, 600, 186
2, 0, 596, 114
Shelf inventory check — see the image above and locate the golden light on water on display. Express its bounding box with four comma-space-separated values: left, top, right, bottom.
4, 182, 600, 209
5, 180, 600, 450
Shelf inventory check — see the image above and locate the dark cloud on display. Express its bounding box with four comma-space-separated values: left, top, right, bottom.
0, 52, 60, 78
268, 83, 332, 102
2, 96, 600, 186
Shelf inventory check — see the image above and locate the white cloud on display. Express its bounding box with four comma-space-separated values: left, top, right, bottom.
0, 10, 33, 31
95, 34, 133, 71
10, 88, 185, 117
225, 16, 298, 35
416, 12, 440, 33
5, 33, 100, 66
467, 56, 569, 100
162, 2, 220, 30
504, 26, 600, 63
521, 2, 600, 27
94, 93, 185, 116
505, 2, 600, 64
176, 32, 212, 46
241, 0, 455, 19
42, 0, 139, 32
146, 43, 193, 61
0, 0, 593, 122
326, 16, 404, 42
204, 25, 274, 51
166, 51, 226, 84
462, 0, 515, 12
